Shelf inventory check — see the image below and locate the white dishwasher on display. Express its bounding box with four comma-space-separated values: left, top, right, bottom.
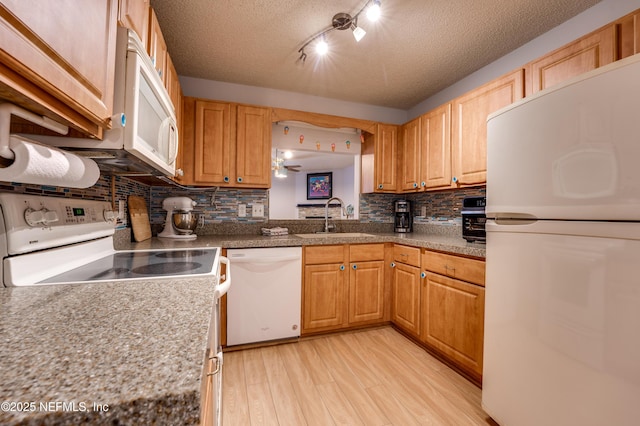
226, 247, 302, 346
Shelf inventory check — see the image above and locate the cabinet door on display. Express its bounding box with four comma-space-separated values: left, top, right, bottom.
374, 123, 398, 192
118, 0, 149, 47
194, 100, 233, 185
421, 272, 485, 377
0, 0, 117, 136
165, 53, 181, 114
147, 8, 167, 85
451, 69, 524, 186
391, 262, 421, 336
399, 117, 422, 192
235, 105, 271, 187
525, 25, 615, 96
348, 260, 385, 324
303, 263, 347, 332
422, 103, 452, 189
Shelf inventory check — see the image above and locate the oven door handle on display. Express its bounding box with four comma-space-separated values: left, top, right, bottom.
214, 256, 231, 299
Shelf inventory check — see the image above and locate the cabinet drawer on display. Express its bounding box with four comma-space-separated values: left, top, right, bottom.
393, 245, 421, 267
304, 245, 346, 264
422, 250, 485, 286
349, 243, 385, 262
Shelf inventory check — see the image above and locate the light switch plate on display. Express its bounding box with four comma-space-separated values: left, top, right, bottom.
252, 203, 264, 217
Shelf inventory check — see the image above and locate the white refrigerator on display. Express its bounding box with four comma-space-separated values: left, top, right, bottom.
483, 54, 640, 426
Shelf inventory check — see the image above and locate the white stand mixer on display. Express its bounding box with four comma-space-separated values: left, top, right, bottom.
158, 197, 199, 240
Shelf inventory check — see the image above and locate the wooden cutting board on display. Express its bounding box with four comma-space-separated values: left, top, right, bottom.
128, 195, 152, 242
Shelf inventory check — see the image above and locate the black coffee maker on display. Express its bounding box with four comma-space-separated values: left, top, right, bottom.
394, 200, 412, 233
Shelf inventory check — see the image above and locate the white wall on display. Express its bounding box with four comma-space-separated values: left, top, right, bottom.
408, 0, 640, 118
180, 77, 408, 124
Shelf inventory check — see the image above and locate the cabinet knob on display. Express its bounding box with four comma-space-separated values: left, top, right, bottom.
413, 182, 418, 188
237, 177, 243, 183
378, 184, 383, 189
352, 264, 357, 270
452, 176, 458, 183
420, 272, 426, 279
339, 265, 345, 271
421, 181, 426, 187
223, 176, 230, 183
390, 262, 395, 268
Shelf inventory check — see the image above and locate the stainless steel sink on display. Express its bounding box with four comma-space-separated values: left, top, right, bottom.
294, 232, 376, 238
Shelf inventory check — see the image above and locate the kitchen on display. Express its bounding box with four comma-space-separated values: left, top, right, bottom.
1, 0, 639, 424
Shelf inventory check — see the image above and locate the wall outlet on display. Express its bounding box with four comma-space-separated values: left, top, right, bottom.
238, 203, 246, 217
252, 203, 264, 217
198, 215, 205, 228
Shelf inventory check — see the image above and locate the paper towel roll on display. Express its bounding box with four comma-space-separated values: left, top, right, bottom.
0, 135, 100, 188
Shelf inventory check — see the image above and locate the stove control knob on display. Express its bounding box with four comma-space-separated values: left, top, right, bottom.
24, 208, 45, 227
43, 210, 59, 225
103, 209, 117, 223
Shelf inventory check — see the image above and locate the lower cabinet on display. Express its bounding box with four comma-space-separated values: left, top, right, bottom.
302, 244, 386, 334
420, 272, 485, 378
420, 250, 486, 380
390, 248, 421, 337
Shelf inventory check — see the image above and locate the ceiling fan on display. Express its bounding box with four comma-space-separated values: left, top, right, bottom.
272, 150, 301, 177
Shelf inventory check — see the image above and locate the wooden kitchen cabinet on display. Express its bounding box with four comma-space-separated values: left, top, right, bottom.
118, 0, 149, 47
180, 98, 271, 187
615, 10, 640, 59
348, 244, 386, 325
0, 0, 118, 137
399, 117, 422, 192
362, 123, 398, 193
390, 245, 421, 336
451, 68, 524, 187
525, 25, 616, 97
303, 245, 349, 333
235, 105, 272, 187
422, 103, 452, 190
302, 244, 387, 334
421, 250, 485, 380
147, 8, 168, 85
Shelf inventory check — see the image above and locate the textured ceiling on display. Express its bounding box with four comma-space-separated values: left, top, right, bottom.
150, 0, 600, 110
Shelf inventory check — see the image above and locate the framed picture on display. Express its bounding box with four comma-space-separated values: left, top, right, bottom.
307, 172, 333, 200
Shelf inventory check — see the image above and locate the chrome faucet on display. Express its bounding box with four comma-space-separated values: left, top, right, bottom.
324, 197, 345, 233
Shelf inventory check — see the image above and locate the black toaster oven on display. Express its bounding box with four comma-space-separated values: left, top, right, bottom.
461, 196, 486, 243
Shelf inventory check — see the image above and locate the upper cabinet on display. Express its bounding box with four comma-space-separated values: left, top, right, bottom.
0, 0, 118, 137
399, 117, 422, 192
362, 123, 398, 193
525, 25, 616, 96
147, 8, 168, 86
117, 0, 149, 47
451, 69, 524, 187
422, 103, 452, 190
180, 97, 271, 188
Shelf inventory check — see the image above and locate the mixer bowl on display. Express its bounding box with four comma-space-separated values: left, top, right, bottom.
171, 211, 199, 234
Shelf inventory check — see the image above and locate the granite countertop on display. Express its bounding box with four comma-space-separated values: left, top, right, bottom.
0, 277, 214, 425
120, 231, 486, 259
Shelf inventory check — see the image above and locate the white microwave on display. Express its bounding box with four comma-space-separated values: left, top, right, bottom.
29, 27, 178, 176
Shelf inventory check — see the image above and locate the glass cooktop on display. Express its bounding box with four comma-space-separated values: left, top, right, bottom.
39, 248, 218, 284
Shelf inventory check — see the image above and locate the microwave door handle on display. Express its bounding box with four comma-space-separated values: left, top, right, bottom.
159, 117, 179, 165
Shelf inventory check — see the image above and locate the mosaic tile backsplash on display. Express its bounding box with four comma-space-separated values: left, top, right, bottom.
1, 176, 485, 234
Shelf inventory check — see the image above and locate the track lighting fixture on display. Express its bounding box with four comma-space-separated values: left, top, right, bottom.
297, 0, 382, 63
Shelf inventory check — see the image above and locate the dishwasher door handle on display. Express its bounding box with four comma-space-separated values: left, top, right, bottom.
214, 256, 231, 299
229, 255, 301, 264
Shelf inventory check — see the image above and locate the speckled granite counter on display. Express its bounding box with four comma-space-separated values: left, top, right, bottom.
119, 231, 486, 259
0, 277, 214, 425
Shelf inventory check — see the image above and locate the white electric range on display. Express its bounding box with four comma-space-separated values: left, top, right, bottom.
0, 192, 225, 286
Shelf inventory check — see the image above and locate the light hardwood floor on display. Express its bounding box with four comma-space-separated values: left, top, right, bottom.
222, 327, 497, 425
